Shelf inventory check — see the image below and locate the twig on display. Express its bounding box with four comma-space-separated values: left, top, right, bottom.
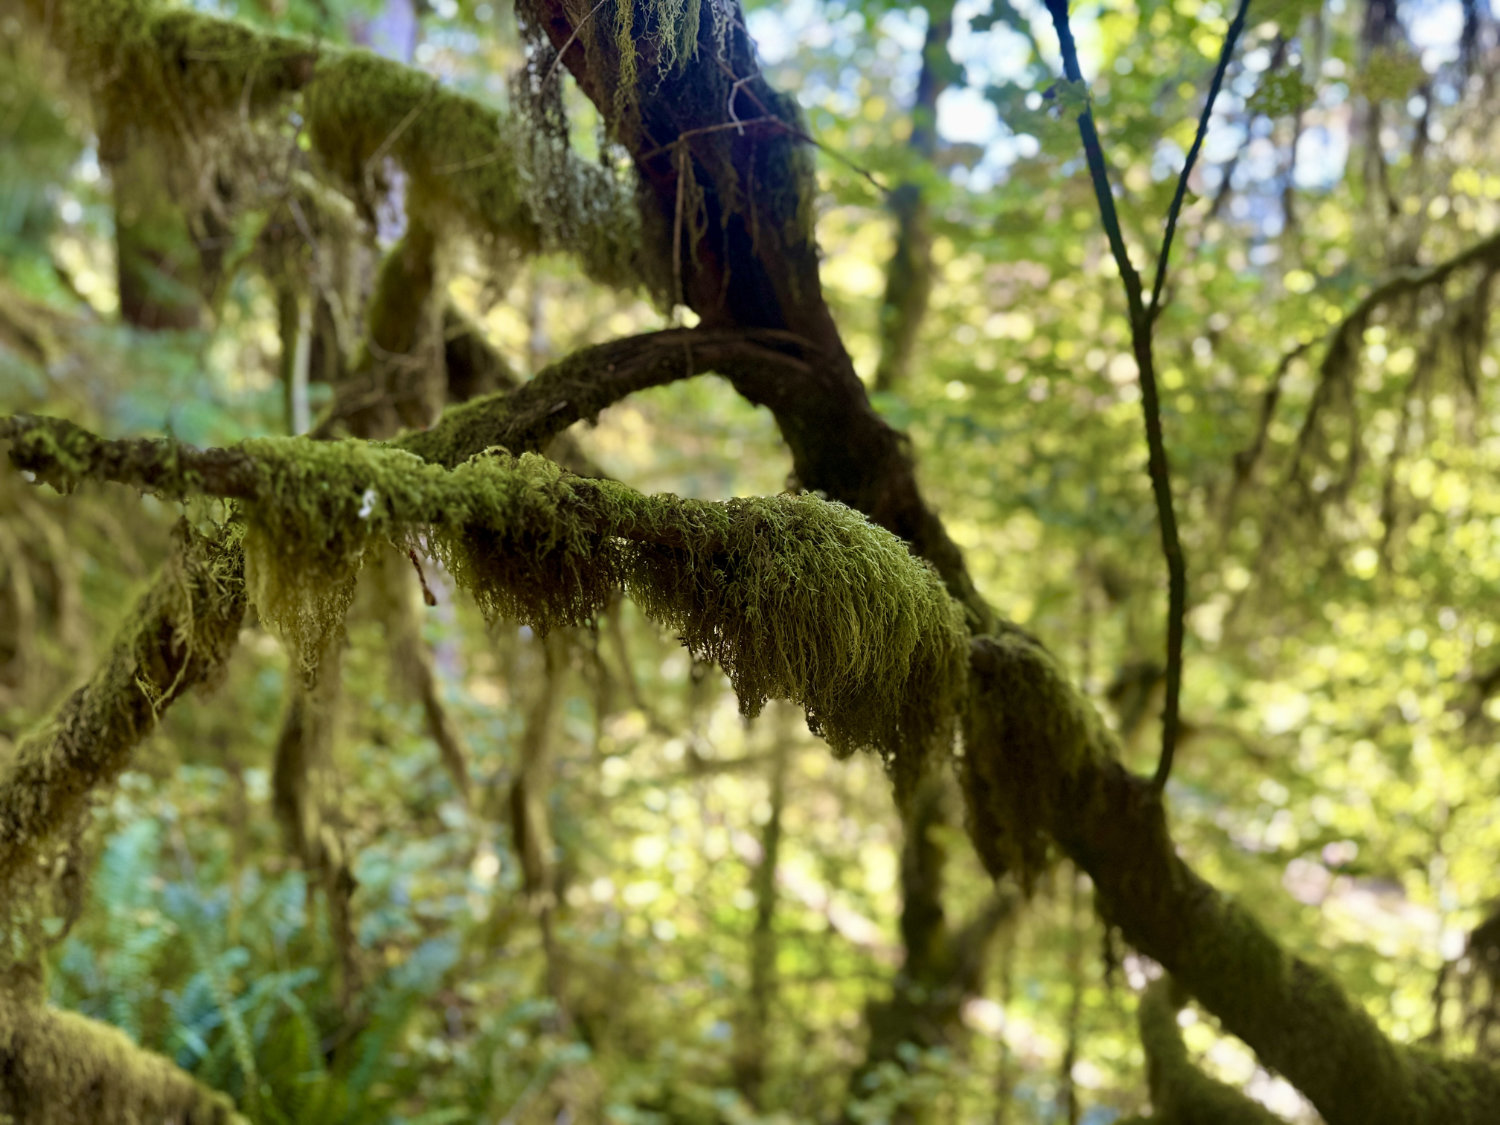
542, 0, 613, 88
1149, 0, 1252, 319
1042, 0, 1251, 794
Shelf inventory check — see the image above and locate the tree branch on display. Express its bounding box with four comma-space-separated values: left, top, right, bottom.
397, 327, 813, 468
963, 632, 1500, 1124
518, 0, 996, 632
0, 995, 248, 1124
0, 520, 246, 889
1041, 0, 1246, 792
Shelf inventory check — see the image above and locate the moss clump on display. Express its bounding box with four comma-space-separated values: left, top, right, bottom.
0, 995, 247, 1124
303, 51, 641, 289
962, 630, 1113, 888
14, 425, 970, 779
431, 452, 628, 630
621, 489, 968, 776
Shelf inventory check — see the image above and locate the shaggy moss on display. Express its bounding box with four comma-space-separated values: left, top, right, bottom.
962, 630, 1114, 888
0, 521, 245, 895
0, 995, 246, 1124
303, 51, 641, 288
236, 437, 435, 678
619, 488, 968, 775
11, 425, 969, 776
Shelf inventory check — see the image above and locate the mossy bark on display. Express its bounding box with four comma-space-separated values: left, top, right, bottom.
518, 0, 993, 631
0, 521, 245, 890
964, 633, 1500, 1124
0, 996, 247, 1125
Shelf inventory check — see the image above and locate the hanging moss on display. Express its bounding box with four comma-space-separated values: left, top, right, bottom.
8, 421, 969, 780
0, 995, 247, 1124
303, 51, 641, 289
621, 488, 968, 775
236, 437, 431, 679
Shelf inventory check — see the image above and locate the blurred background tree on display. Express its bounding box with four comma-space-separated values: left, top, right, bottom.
3, 0, 1500, 1120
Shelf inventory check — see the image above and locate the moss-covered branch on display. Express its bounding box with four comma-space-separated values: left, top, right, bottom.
1135, 977, 1286, 1125
0, 518, 245, 889
3, 416, 967, 787
397, 327, 813, 468
26, 0, 641, 288
962, 633, 1500, 1124
0, 993, 247, 1124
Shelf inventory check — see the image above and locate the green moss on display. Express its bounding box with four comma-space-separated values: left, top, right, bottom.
16, 427, 969, 778
0, 995, 247, 1124
303, 51, 641, 288
961, 630, 1115, 887
618, 488, 968, 778
237, 437, 432, 679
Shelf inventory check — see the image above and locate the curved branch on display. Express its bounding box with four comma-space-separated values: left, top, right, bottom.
963, 632, 1500, 1124
0, 520, 246, 888
1135, 977, 1286, 1125
397, 327, 813, 468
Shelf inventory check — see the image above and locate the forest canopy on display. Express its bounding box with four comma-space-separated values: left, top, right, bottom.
3, 0, 1500, 1121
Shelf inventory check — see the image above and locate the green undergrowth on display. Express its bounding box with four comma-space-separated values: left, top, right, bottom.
131, 437, 968, 776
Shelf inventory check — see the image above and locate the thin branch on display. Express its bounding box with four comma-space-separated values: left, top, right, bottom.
1149, 0, 1253, 318
1041, 0, 1194, 793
